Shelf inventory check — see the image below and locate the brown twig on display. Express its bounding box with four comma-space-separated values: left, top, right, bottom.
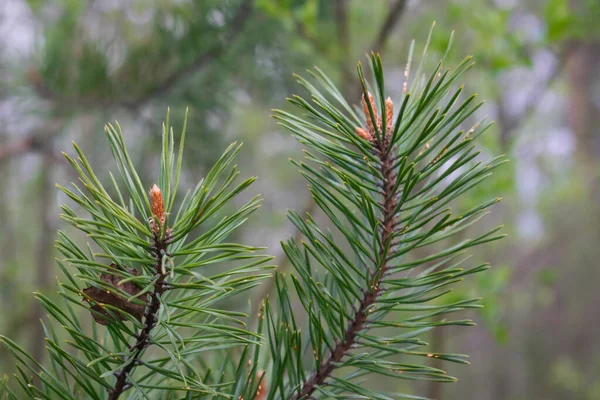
107, 231, 170, 399
291, 130, 399, 399
106, 186, 170, 399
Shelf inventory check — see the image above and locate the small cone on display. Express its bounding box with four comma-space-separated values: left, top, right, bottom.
82, 265, 145, 325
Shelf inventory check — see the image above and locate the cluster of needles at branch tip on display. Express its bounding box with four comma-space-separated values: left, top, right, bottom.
106, 184, 172, 400
292, 93, 399, 399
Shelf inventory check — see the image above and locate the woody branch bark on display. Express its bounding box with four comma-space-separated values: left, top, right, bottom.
107, 185, 171, 400
292, 95, 398, 399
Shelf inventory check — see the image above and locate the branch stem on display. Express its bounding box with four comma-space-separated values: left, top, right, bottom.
107, 231, 170, 400
292, 137, 398, 399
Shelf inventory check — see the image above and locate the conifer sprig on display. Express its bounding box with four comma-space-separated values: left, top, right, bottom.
0, 110, 274, 399
270, 32, 505, 399
0, 31, 506, 400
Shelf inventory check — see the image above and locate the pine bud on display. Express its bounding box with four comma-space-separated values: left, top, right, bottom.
355, 127, 372, 141
361, 92, 379, 135
149, 184, 164, 219
149, 184, 166, 234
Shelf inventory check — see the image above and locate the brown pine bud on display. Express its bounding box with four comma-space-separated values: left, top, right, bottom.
149, 184, 165, 234
355, 127, 372, 141
149, 184, 164, 219
361, 92, 379, 134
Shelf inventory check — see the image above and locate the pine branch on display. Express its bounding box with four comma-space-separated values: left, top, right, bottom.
257, 0, 411, 314
292, 110, 400, 400
108, 217, 171, 399
1, 110, 274, 400
272, 28, 506, 399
